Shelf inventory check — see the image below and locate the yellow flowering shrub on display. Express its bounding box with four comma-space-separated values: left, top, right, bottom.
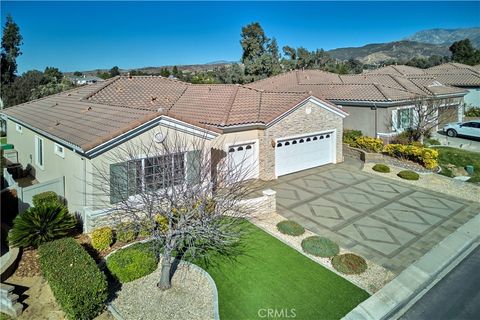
91, 227, 113, 251
350, 137, 384, 153
383, 144, 438, 169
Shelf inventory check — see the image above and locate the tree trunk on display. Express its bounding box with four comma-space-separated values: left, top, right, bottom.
157, 251, 172, 290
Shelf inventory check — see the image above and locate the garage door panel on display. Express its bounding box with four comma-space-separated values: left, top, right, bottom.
227, 142, 258, 180
275, 132, 334, 177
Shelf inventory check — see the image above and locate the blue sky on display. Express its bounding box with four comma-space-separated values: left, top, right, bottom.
1, 1, 479, 73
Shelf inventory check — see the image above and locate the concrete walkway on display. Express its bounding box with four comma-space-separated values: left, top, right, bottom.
266, 159, 480, 274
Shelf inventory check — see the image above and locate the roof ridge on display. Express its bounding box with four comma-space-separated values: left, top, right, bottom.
83, 76, 122, 101
222, 85, 240, 126
257, 89, 263, 123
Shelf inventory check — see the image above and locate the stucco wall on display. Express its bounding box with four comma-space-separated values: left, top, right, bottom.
260, 100, 344, 180
5, 119, 90, 214
343, 105, 376, 136
464, 88, 480, 108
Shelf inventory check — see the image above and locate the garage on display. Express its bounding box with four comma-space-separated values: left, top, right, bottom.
227, 141, 258, 180
275, 131, 335, 177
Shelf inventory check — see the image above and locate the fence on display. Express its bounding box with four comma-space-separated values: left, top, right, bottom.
2, 168, 65, 213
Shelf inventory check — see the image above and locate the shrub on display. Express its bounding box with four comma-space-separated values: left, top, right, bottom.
8, 204, 77, 248
39, 238, 108, 320
276, 220, 305, 236
138, 220, 155, 237
332, 253, 368, 275
372, 164, 390, 173
116, 222, 137, 243
106, 242, 159, 283
343, 129, 363, 144
301, 236, 339, 257
397, 170, 420, 180
383, 144, 438, 169
465, 107, 480, 117
32, 191, 60, 207
155, 214, 169, 233
91, 227, 113, 251
350, 136, 384, 153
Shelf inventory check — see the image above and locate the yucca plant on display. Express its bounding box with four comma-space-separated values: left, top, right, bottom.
8, 204, 77, 248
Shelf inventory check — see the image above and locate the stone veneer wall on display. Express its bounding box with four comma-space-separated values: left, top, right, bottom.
259, 101, 344, 180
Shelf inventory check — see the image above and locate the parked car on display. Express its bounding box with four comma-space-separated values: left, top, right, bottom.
443, 120, 480, 139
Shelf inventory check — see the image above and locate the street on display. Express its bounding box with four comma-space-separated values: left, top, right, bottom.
400, 245, 480, 320
432, 131, 480, 152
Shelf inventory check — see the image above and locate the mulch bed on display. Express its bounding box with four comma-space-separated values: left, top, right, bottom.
369, 155, 434, 173
13, 249, 41, 277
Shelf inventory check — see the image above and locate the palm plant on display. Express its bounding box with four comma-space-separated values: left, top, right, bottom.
8, 204, 77, 248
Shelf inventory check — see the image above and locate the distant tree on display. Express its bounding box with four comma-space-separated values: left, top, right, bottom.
171, 65, 182, 79
73, 71, 83, 76
160, 67, 170, 77
1, 14, 23, 86
345, 58, 364, 74
109, 66, 120, 77
267, 38, 282, 75
2, 70, 45, 107
241, 22, 277, 79
129, 70, 147, 76
97, 71, 111, 80
44, 67, 63, 83
449, 39, 480, 65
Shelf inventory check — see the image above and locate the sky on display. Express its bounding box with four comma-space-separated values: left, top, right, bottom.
1, 1, 479, 73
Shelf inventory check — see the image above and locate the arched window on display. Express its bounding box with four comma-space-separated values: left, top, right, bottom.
292, 140, 297, 144
313, 137, 318, 141
299, 139, 304, 143
229, 148, 235, 153
320, 136, 324, 139
285, 141, 290, 146
306, 137, 311, 142
246, 145, 252, 150
277, 143, 282, 147
326, 134, 330, 138
237, 146, 243, 151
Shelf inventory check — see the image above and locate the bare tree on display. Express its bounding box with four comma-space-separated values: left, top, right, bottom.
392, 96, 459, 144
92, 129, 257, 290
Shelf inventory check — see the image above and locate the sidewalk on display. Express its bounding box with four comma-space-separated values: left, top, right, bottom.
342, 213, 480, 320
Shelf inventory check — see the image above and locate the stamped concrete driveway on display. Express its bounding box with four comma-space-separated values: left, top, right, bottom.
266, 159, 480, 274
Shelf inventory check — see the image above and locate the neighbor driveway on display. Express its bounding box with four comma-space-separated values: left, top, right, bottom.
265, 159, 480, 274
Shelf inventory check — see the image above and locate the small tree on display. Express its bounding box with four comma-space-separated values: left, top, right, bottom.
93, 130, 256, 290
109, 66, 120, 77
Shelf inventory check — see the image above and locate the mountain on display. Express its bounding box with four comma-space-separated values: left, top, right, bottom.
405, 27, 480, 48
327, 40, 450, 64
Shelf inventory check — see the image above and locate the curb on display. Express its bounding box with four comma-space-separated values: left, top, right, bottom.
342, 213, 480, 320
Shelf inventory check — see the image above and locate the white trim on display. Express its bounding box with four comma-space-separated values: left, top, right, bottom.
35, 135, 45, 170
54, 143, 65, 158
15, 123, 22, 133
267, 96, 347, 128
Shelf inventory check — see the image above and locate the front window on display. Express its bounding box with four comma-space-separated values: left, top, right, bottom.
398, 108, 413, 130
110, 153, 186, 204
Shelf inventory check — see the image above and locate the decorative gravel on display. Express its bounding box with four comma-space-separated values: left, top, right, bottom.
109, 261, 215, 320
364, 162, 480, 203
249, 212, 395, 294
370, 156, 433, 173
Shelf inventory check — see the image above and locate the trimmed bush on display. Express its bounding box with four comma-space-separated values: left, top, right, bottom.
332, 253, 368, 275
343, 129, 363, 144
372, 164, 390, 173
397, 170, 420, 180
383, 144, 438, 169
106, 242, 159, 283
39, 237, 108, 320
116, 222, 137, 243
301, 236, 339, 257
32, 191, 60, 207
155, 214, 169, 233
8, 204, 77, 248
91, 227, 113, 251
350, 136, 384, 153
138, 220, 155, 237
276, 220, 305, 236
465, 107, 480, 117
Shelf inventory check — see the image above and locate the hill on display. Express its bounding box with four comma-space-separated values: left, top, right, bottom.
405, 27, 480, 48
327, 40, 450, 64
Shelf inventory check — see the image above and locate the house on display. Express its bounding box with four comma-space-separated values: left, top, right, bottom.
2, 76, 347, 223
246, 68, 467, 138
367, 63, 480, 110
68, 75, 104, 85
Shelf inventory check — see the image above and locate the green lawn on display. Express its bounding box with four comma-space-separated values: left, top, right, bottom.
196, 222, 369, 320
436, 147, 480, 183
0, 137, 6, 144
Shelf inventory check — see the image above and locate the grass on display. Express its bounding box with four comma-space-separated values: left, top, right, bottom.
196, 221, 369, 320
436, 147, 480, 183
0, 137, 6, 144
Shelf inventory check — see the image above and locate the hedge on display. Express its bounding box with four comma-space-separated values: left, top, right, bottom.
38, 237, 108, 320
383, 144, 438, 169
32, 191, 60, 207
350, 137, 384, 153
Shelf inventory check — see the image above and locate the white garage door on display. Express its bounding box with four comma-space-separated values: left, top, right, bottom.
275, 132, 334, 177
227, 142, 258, 180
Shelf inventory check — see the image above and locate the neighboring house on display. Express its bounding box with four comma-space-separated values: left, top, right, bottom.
68, 75, 104, 85
247, 69, 467, 138
368, 63, 480, 110
2, 77, 347, 222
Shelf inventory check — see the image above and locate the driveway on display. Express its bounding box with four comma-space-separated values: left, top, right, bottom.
266, 159, 480, 274
432, 131, 480, 152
